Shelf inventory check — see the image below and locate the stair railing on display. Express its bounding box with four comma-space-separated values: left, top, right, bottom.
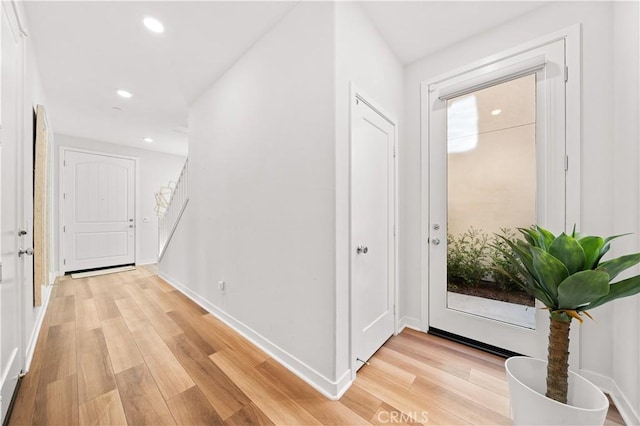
158, 159, 189, 261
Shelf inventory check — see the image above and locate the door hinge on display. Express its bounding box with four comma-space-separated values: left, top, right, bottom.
393, 146, 396, 158
564, 66, 569, 83
63, 259, 66, 265
64, 160, 66, 166
63, 225, 66, 232
564, 155, 569, 171
393, 225, 396, 237
393, 304, 396, 315
63, 193, 66, 199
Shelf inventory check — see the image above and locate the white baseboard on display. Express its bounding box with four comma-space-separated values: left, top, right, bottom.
158, 271, 349, 400
397, 316, 422, 334
579, 369, 640, 425
24, 285, 53, 373
136, 259, 157, 266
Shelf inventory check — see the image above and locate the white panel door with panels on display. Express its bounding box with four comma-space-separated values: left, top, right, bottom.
63, 150, 135, 272
352, 95, 396, 370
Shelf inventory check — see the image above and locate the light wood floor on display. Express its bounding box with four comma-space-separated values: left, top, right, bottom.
8, 266, 625, 425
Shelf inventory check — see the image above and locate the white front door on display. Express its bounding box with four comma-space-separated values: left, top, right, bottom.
352, 95, 396, 370
63, 150, 135, 272
425, 40, 567, 357
1, 4, 23, 420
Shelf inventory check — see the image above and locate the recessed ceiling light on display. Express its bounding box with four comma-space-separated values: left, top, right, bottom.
143, 137, 153, 143
117, 89, 133, 98
143, 17, 164, 33
491, 109, 502, 116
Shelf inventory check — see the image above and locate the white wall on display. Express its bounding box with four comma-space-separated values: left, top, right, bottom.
334, 2, 404, 379
160, 2, 340, 395
54, 134, 186, 267
403, 1, 639, 421
612, 1, 640, 418
15, 2, 54, 373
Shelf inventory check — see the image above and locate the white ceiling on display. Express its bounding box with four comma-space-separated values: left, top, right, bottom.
23, 1, 296, 156
359, 1, 547, 64
23, 1, 547, 157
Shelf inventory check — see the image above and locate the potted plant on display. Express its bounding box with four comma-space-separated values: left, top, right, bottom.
495, 226, 640, 425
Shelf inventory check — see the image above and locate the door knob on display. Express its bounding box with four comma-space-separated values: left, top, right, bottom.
356, 245, 368, 254
129, 224, 134, 228
18, 248, 34, 257
18, 229, 28, 236
431, 238, 440, 246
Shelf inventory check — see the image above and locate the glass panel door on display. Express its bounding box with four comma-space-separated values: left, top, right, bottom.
446, 74, 536, 329
426, 40, 566, 357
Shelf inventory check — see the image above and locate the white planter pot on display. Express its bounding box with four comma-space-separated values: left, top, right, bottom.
505, 356, 608, 426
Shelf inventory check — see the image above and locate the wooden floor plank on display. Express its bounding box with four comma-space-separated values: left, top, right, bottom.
166, 310, 217, 356
77, 328, 117, 404
353, 374, 471, 425
101, 317, 144, 374
136, 300, 183, 339
164, 333, 250, 419
338, 382, 384, 422
78, 389, 128, 426
33, 374, 79, 426
39, 322, 77, 385
115, 364, 176, 426
93, 295, 121, 322
210, 349, 321, 425
166, 385, 224, 425
224, 403, 274, 426
131, 326, 195, 399
114, 297, 152, 332
8, 266, 627, 426
75, 298, 101, 331
49, 294, 76, 325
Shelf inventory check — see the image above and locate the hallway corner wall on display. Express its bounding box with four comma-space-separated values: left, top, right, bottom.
611, 0, 640, 420
159, 2, 342, 397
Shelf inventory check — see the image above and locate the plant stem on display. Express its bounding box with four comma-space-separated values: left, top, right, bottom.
547, 316, 571, 404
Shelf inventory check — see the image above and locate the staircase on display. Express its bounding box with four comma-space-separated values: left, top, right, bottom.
158, 159, 189, 261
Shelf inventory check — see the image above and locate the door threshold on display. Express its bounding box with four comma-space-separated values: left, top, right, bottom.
69, 264, 135, 279
428, 327, 522, 359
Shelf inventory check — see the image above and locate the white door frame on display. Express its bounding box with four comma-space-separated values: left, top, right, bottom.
420, 25, 581, 357
349, 85, 399, 379
58, 147, 140, 273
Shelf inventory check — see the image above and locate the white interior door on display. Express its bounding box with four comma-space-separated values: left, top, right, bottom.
63, 150, 135, 272
425, 40, 567, 358
352, 95, 396, 370
0, 4, 23, 421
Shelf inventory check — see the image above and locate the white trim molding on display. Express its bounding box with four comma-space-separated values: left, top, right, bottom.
24, 285, 52, 373
579, 369, 640, 425
159, 271, 352, 400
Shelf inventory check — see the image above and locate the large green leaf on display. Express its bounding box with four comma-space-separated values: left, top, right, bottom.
586, 275, 640, 310
557, 270, 610, 309
593, 234, 630, 267
549, 233, 586, 274
578, 236, 604, 269
492, 266, 554, 307
597, 253, 640, 281
536, 226, 556, 250
519, 228, 541, 247
531, 246, 568, 300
